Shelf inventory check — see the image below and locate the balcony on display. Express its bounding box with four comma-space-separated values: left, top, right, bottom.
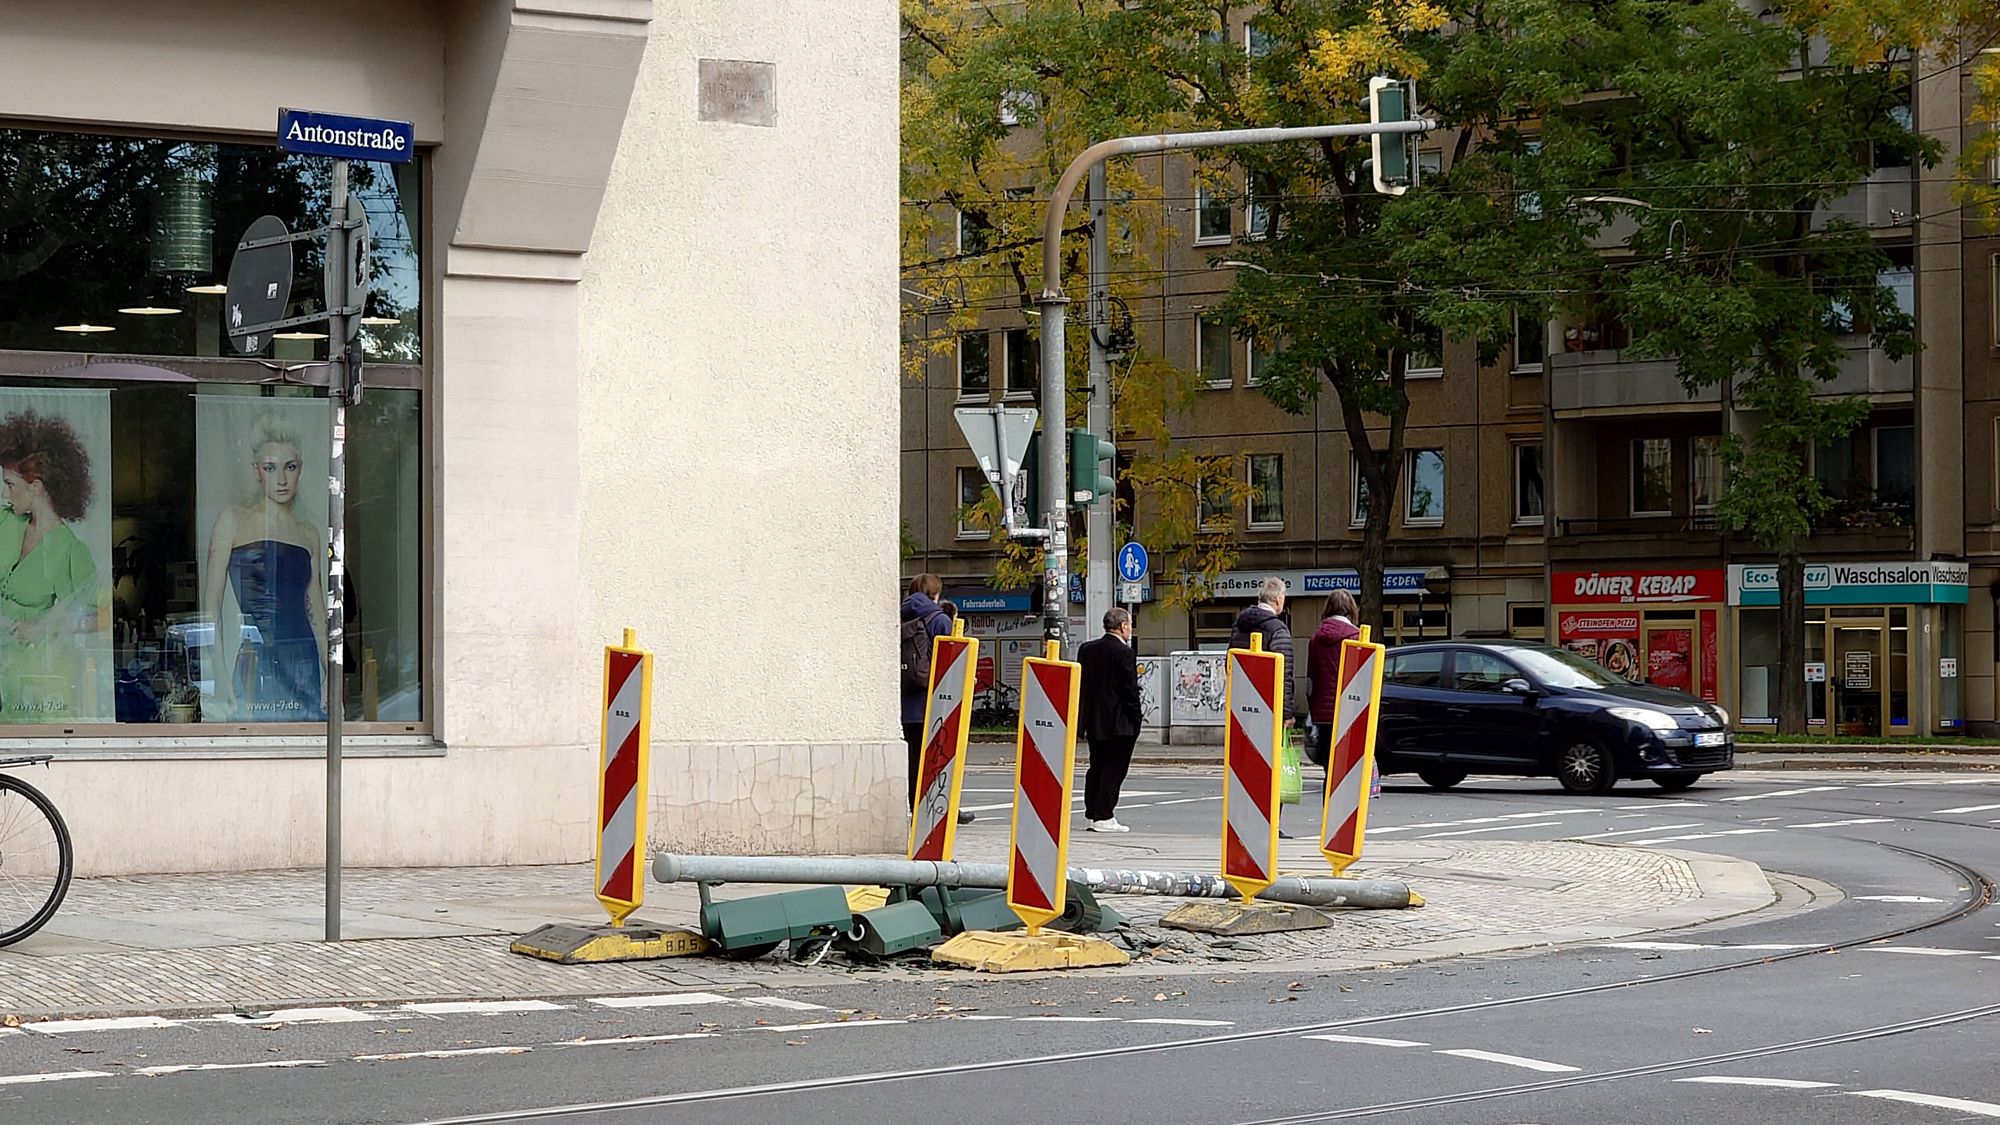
1548, 505, 1913, 562
1814, 167, 1913, 231
1550, 340, 1911, 416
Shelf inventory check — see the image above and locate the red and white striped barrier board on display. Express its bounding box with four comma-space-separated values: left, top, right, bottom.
1221, 636, 1285, 902
909, 624, 979, 862
1321, 627, 1386, 875
1005, 641, 1081, 934
596, 630, 653, 926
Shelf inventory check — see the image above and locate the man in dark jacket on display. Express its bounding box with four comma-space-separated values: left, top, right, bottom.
1228, 576, 1297, 701
900, 574, 973, 823
1077, 608, 1143, 832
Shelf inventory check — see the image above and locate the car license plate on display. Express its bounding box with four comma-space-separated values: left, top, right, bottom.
1694, 731, 1726, 748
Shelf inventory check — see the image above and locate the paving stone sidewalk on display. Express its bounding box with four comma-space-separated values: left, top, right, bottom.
0, 834, 1772, 1019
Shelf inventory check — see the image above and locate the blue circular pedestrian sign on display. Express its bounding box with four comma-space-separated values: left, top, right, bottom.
1117, 542, 1149, 583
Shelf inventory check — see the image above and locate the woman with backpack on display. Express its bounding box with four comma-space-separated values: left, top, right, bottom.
899, 573, 973, 822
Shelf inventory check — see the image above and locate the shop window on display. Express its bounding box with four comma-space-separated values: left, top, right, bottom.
1195, 183, 1231, 243
1197, 316, 1233, 387
0, 127, 421, 363
1692, 436, 1722, 514
1004, 328, 1037, 398
1405, 449, 1445, 525
1512, 311, 1546, 372
1513, 443, 1544, 526
1384, 605, 1450, 645
1630, 438, 1673, 515
1508, 603, 1547, 641
1247, 453, 1283, 530
1939, 604, 1964, 730
956, 467, 985, 538
1737, 609, 1779, 723
957, 333, 991, 398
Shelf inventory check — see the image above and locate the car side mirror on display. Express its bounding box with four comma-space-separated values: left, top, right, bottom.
1502, 678, 1537, 698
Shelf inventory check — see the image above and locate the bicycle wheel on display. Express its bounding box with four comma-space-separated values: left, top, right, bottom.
0, 774, 73, 947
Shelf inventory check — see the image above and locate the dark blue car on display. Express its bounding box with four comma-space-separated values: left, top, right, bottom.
1372, 641, 1734, 794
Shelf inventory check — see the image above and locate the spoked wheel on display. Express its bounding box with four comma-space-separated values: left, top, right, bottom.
0, 774, 73, 947
1557, 738, 1618, 795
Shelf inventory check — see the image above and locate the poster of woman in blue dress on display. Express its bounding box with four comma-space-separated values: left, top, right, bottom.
0, 389, 112, 723
197, 395, 329, 723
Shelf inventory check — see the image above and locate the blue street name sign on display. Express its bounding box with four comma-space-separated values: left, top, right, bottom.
278, 108, 415, 163
1117, 542, 1150, 583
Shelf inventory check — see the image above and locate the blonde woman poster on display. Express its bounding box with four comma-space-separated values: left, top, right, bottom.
196, 395, 330, 723
0, 388, 113, 723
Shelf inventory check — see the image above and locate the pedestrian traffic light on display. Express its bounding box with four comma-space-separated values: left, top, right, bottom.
1368, 76, 1418, 197
1068, 428, 1116, 508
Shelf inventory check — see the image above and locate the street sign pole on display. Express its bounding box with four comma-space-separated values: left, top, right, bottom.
324, 158, 350, 943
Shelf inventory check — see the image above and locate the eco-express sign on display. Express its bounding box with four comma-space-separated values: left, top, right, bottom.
1728, 561, 1969, 607
1554, 569, 1725, 605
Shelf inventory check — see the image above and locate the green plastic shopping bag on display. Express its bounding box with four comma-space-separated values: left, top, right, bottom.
1278, 725, 1304, 806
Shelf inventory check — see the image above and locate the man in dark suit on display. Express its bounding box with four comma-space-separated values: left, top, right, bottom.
1077, 607, 1143, 833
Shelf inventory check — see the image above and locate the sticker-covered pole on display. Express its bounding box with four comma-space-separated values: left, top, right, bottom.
324, 157, 349, 943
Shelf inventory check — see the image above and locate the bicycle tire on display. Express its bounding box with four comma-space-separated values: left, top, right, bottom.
0, 773, 73, 947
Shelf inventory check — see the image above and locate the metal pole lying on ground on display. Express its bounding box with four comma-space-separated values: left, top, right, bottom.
651, 853, 1417, 910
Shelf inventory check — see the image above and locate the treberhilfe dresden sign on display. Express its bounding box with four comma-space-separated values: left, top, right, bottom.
277, 108, 415, 164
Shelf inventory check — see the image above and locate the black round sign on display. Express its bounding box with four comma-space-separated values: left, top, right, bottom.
224, 215, 294, 355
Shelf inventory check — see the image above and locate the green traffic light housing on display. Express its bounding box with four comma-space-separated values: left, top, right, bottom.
1068, 427, 1116, 508
1368, 76, 1418, 196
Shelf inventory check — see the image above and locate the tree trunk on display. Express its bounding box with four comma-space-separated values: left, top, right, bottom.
1358, 493, 1389, 635
1336, 363, 1408, 639
1776, 538, 1807, 736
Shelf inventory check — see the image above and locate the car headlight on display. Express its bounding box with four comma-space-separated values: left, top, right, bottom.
1609, 706, 1679, 732
1711, 705, 1730, 726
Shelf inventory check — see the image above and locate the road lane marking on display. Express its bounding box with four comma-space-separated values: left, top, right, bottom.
1023, 1016, 1120, 1022
1852, 895, 1943, 903
1614, 802, 1708, 810
1305, 1034, 1429, 1048
1785, 819, 1893, 828
969, 790, 1177, 812
1719, 787, 1844, 802
1130, 1019, 1235, 1027
401, 1000, 565, 1016
358, 1047, 532, 1061
743, 997, 829, 1011
561, 1033, 715, 1046
211, 1007, 378, 1026
0, 1071, 114, 1085
1570, 823, 1702, 840
1864, 947, 1985, 956
1627, 828, 1778, 845
1595, 942, 1815, 952
24, 1015, 181, 1034
1436, 1048, 1581, 1073
1414, 821, 1565, 839
588, 993, 733, 1009
1848, 1090, 2000, 1117
1937, 804, 2000, 815
750, 1020, 907, 1033
1676, 1076, 1838, 1089
1372, 810, 1596, 835
134, 1060, 324, 1076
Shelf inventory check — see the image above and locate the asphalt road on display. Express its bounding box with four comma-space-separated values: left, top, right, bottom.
5, 765, 1998, 1124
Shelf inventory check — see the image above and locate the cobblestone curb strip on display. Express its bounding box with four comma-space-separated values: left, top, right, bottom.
0, 841, 1778, 1020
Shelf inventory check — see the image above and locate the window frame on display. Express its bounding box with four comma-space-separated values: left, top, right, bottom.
956, 332, 991, 400
1245, 174, 1275, 241
1404, 447, 1445, 527
1003, 327, 1037, 400
1630, 437, 1673, 517
1513, 441, 1545, 527
956, 208, 985, 256
1512, 310, 1546, 373
956, 466, 987, 539
1194, 182, 1232, 244
1196, 315, 1234, 388
1350, 454, 1370, 528
1404, 325, 1445, 380
1246, 452, 1284, 531
1691, 435, 1722, 514
1246, 334, 1273, 386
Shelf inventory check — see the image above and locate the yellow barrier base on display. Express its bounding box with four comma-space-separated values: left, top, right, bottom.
1160, 900, 1337, 936
844, 885, 891, 912
931, 930, 1130, 972
510, 922, 712, 964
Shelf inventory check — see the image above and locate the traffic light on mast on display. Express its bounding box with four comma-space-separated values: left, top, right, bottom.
1368, 76, 1419, 196
1068, 428, 1116, 508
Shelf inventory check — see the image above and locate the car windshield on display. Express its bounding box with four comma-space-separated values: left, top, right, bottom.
1505, 646, 1628, 689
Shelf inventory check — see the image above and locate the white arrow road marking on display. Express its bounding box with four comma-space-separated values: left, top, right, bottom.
1569, 823, 1703, 840
1852, 895, 1944, 903
1719, 787, 1844, 802
1785, 819, 1893, 828
1936, 803, 2000, 815
1304, 1034, 1430, 1047
1435, 1049, 1581, 1073
1848, 1090, 2000, 1117
1676, 1077, 1839, 1089
1415, 821, 1565, 839
1627, 828, 1778, 845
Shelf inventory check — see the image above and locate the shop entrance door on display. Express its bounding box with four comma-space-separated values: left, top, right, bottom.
1642, 623, 1698, 697
1830, 617, 1886, 736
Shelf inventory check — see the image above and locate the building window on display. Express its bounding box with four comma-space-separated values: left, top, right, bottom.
1245, 21, 1274, 57
0, 126, 426, 732
1004, 328, 1037, 398
1198, 459, 1232, 531
1513, 443, 1545, 526
1692, 436, 1722, 513
1247, 453, 1283, 530
1195, 183, 1231, 243
1351, 455, 1370, 528
1418, 147, 1444, 182
997, 89, 1038, 127
1517, 138, 1543, 219
1197, 316, 1233, 387
1880, 264, 1915, 318
1631, 438, 1673, 515
1246, 175, 1275, 240
956, 208, 987, 255
957, 333, 990, 398
1512, 311, 1546, 372
1405, 448, 1445, 525
1404, 324, 1443, 379
956, 467, 986, 538
1247, 335, 1276, 386
1875, 425, 1915, 507
1508, 603, 1547, 641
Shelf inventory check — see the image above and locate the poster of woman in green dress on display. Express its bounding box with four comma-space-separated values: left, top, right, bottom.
0, 390, 112, 723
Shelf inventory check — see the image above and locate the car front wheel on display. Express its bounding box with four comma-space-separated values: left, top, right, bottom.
1557, 738, 1618, 795
1417, 767, 1468, 790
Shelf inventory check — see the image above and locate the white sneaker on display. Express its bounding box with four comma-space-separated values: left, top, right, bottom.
1087, 818, 1130, 833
